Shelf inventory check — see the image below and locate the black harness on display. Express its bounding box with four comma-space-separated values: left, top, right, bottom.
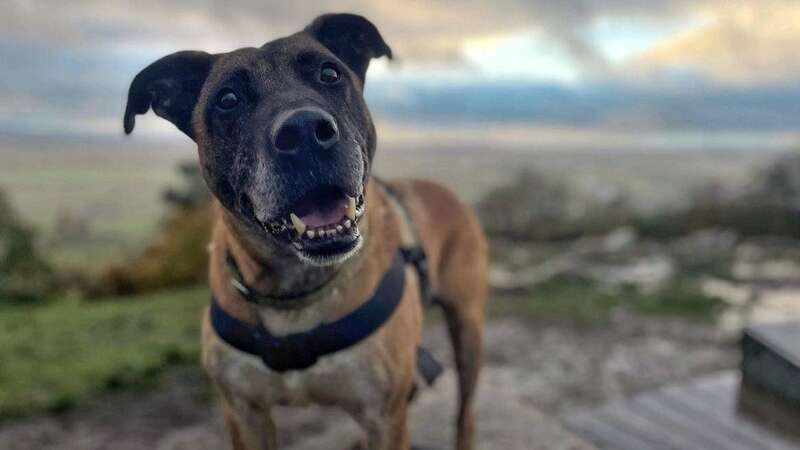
210, 180, 442, 383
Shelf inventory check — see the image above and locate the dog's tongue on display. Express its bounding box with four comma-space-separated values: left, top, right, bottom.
294, 188, 348, 227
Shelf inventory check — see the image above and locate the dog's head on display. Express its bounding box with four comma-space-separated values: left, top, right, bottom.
124, 14, 391, 265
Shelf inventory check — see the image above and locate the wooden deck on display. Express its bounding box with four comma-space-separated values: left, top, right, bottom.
565, 371, 800, 450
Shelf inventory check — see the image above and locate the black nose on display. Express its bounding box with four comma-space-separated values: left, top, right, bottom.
271, 107, 339, 154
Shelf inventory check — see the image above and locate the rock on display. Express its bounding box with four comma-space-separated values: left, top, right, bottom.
489, 255, 576, 291
601, 227, 638, 253
747, 288, 800, 324
733, 259, 800, 283
581, 255, 675, 294
700, 277, 754, 307
670, 228, 738, 271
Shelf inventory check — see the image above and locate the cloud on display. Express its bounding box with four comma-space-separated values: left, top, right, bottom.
623, 0, 800, 85
3, 0, 715, 68
6, 0, 794, 83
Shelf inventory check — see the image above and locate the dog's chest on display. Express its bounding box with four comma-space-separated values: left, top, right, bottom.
203, 322, 389, 408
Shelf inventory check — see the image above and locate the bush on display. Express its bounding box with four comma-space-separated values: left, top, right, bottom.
483, 152, 800, 242
0, 188, 57, 302
477, 169, 635, 240
636, 153, 800, 239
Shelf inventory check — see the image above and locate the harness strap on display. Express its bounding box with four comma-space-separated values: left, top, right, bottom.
374, 178, 443, 385
211, 251, 406, 372
374, 178, 434, 305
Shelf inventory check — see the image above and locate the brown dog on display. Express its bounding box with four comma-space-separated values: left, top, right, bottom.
124, 13, 487, 450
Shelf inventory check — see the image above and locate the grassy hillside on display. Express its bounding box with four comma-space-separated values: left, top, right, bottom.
0, 287, 207, 419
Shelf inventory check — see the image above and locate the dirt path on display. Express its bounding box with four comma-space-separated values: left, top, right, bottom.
0, 315, 737, 450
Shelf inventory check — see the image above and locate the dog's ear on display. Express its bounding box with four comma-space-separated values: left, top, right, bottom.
124, 51, 215, 139
305, 13, 392, 84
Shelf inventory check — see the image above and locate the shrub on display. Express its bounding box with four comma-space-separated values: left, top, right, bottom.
477, 169, 635, 240
0, 188, 57, 302
636, 153, 800, 239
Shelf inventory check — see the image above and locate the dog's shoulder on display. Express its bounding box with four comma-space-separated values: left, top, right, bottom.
380, 177, 479, 235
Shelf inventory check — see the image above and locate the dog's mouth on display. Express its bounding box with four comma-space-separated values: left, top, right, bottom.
261, 185, 365, 262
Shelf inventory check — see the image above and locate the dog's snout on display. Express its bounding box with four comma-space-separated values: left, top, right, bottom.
271, 107, 339, 154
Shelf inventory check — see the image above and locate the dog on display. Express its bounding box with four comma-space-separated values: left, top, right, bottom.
123, 13, 487, 450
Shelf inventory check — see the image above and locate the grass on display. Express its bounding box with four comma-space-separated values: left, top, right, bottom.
0, 286, 208, 419
488, 277, 723, 323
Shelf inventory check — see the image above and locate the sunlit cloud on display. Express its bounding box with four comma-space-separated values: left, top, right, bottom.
461, 31, 581, 83
589, 15, 712, 64
625, 0, 800, 85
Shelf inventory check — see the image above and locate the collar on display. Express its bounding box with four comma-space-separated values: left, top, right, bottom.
210, 250, 406, 372
225, 250, 340, 310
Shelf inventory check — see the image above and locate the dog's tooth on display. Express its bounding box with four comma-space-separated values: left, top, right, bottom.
344, 219, 352, 229
307, 230, 315, 239
336, 225, 344, 233
345, 196, 357, 220
289, 213, 306, 235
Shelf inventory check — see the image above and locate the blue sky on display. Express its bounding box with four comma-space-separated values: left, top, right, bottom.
2, 0, 800, 150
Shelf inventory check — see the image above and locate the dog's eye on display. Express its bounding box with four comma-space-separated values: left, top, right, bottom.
319, 63, 340, 84
216, 89, 240, 110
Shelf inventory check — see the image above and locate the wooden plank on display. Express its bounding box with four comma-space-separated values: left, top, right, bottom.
598, 402, 698, 450
629, 392, 755, 450
681, 379, 800, 450
566, 372, 800, 450
567, 411, 658, 450
691, 372, 738, 408
659, 382, 779, 450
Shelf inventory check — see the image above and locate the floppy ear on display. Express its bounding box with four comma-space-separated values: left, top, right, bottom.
305, 13, 392, 83
123, 51, 215, 139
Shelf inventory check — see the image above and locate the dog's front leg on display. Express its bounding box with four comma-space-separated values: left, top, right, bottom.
356, 398, 410, 450
223, 398, 277, 450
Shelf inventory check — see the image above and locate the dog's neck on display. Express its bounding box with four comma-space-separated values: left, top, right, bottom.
212, 180, 400, 335
221, 208, 345, 298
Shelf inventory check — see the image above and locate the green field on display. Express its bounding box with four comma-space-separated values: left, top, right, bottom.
0, 287, 208, 419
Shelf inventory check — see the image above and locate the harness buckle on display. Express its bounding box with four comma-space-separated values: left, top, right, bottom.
257, 329, 320, 372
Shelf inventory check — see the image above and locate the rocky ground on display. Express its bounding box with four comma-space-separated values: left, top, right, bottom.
0, 311, 738, 450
